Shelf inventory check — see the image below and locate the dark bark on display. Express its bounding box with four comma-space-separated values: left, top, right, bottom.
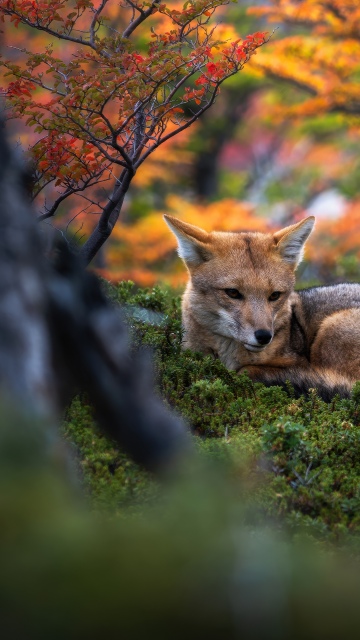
0, 123, 56, 415
79, 169, 133, 266
0, 123, 190, 473
192, 85, 255, 199
47, 245, 191, 472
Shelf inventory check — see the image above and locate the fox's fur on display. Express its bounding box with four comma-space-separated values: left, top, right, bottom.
164, 214, 360, 400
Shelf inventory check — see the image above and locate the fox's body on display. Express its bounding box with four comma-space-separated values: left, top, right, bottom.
164, 214, 360, 400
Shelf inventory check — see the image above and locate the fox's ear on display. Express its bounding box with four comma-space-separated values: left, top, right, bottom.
163, 215, 212, 267
274, 216, 315, 267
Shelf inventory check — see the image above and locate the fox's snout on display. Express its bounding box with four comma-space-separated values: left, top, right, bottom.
254, 329, 273, 346
244, 328, 273, 352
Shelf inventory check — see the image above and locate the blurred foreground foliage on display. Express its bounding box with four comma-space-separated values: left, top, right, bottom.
4, 404, 360, 639
4, 281, 360, 638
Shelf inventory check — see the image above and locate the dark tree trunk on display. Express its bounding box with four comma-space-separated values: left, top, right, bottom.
0, 123, 190, 473
192, 85, 256, 199
0, 123, 56, 415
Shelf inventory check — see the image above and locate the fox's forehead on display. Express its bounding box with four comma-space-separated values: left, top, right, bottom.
209, 230, 275, 266
195, 231, 294, 290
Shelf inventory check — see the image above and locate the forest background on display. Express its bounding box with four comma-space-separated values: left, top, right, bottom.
2, 0, 360, 287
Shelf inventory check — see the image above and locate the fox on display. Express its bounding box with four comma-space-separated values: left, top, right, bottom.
164, 214, 360, 401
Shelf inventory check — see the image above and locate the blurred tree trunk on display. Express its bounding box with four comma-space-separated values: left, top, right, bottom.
0, 123, 56, 416
0, 123, 189, 473
192, 83, 257, 199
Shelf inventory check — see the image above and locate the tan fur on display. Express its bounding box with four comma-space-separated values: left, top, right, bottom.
164, 214, 360, 399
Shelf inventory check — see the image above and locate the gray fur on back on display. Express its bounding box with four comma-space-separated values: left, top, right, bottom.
297, 283, 360, 328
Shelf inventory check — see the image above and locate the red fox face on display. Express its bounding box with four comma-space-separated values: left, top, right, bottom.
164, 215, 315, 351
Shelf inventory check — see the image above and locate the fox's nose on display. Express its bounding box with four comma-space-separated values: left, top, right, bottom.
254, 329, 272, 345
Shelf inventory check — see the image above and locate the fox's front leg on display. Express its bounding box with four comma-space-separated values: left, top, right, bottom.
237, 365, 266, 380
237, 355, 299, 380
237, 364, 352, 401
238, 365, 290, 384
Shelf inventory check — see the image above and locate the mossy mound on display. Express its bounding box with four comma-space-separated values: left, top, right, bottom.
64, 282, 360, 547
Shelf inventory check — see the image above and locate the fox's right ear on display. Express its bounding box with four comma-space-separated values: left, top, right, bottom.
163, 215, 212, 267
274, 216, 315, 268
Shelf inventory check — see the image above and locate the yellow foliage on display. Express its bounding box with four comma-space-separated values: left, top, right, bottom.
248, 1, 360, 121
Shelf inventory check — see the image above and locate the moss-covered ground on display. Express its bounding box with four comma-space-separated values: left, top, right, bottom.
63, 281, 360, 548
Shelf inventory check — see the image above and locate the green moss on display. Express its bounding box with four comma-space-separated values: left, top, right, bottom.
63, 398, 159, 513
63, 282, 360, 547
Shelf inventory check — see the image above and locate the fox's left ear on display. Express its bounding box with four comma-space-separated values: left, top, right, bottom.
274, 216, 315, 268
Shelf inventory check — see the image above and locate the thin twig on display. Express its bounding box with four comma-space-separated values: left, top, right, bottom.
122, 1, 160, 38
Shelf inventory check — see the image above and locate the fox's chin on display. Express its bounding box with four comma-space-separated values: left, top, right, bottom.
243, 343, 267, 352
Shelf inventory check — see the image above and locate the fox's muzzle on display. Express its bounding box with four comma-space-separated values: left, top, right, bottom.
254, 329, 273, 346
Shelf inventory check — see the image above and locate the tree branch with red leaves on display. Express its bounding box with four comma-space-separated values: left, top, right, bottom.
0, 0, 268, 265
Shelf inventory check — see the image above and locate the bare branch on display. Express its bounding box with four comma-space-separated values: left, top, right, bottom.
90, 0, 110, 47
1, 8, 97, 50
79, 168, 133, 265
320, 1, 347, 22
122, 1, 160, 38
251, 66, 318, 97
38, 169, 109, 221
133, 101, 146, 155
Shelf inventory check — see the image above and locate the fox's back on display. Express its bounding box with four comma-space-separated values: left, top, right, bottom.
296, 283, 360, 333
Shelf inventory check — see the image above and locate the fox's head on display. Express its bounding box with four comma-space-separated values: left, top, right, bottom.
164, 215, 315, 352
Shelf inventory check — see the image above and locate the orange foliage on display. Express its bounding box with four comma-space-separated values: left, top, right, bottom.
100, 196, 266, 286
132, 125, 195, 189
100, 194, 360, 287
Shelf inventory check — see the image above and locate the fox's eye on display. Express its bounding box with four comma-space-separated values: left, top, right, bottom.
269, 291, 281, 301
225, 289, 244, 300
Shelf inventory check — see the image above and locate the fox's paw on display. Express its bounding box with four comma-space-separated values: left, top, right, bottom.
236, 365, 260, 379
